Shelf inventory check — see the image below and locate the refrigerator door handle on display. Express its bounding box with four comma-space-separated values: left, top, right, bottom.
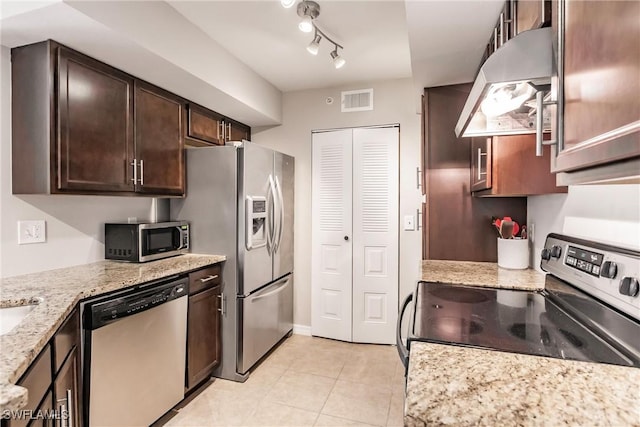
274, 176, 285, 253
250, 278, 289, 301
267, 175, 278, 254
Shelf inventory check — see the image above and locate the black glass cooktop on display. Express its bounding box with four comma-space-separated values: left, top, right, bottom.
410, 281, 638, 367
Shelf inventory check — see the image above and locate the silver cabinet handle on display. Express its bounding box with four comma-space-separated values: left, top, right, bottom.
477, 148, 488, 180
416, 167, 422, 190
66, 388, 73, 427
217, 293, 226, 315
56, 388, 73, 427
226, 122, 232, 141
131, 159, 137, 183
417, 208, 423, 231
536, 91, 544, 157
199, 274, 218, 284
139, 159, 144, 185
499, 12, 505, 46
493, 27, 498, 51
218, 121, 224, 141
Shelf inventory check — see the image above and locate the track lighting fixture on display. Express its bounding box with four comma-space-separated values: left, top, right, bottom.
298, 15, 313, 33
330, 48, 345, 69
283, 0, 346, 69
306, 31, 322, 55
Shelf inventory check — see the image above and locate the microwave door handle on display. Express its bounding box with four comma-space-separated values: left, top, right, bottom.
175, 227, 186, 250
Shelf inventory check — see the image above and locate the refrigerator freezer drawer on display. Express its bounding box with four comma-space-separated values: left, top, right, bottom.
238, 275, 293, 374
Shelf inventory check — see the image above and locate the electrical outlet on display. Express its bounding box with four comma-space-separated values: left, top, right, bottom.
403, 215, 415, 231
530, 223, 535, 244
18, 220, 46, 244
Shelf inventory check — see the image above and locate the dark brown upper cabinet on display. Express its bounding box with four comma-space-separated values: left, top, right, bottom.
11, 40, 187, 196
552, 0, 640, 185
471, 134, 567, 197
134, 81, 185, 196
186, 104, 225, 146
185, 103, 251, 147
515, 0, 551, 35
57, 47, 135, 193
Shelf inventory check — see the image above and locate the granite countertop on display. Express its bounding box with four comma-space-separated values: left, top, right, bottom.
0, 254, 225, 412
409, 260, 640, 426
422, 260, 546, 291
405, 342, 640, 426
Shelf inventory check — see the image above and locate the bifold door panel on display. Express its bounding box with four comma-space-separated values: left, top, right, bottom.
311, 127, 399, 344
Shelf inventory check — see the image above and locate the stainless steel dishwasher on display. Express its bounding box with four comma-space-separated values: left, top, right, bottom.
81, 276, 188, 426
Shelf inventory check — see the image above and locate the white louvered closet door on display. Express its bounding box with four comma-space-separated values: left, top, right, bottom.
311, 126, 399, 344
311, 129, 353, 342
352, 127, 399, 344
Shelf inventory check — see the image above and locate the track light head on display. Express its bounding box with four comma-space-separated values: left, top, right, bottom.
297, 1, 320, 33
281, 0, 296, 8
306, 33, 322, 55
330, 48, 345, 69
299, 16, 313, 33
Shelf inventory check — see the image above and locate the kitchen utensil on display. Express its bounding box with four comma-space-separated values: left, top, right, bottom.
501, 220, 514, 239
512, 221, 520, 238
520, 225, 527, 239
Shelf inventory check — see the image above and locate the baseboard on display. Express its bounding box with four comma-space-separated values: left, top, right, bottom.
292, 324, 311, 336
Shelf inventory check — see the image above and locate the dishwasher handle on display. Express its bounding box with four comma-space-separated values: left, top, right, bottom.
84, 277, 188, 330
396, 293, 413, 371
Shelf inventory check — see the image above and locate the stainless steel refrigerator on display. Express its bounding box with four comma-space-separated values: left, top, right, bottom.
172, 142, 294, 382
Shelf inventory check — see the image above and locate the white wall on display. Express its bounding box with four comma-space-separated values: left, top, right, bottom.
252, 78, 422, 328
528, 185, 640, 271
0, 46, 157, 278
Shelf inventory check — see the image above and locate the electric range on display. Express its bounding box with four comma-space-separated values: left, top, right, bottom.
397, 233, 640, 369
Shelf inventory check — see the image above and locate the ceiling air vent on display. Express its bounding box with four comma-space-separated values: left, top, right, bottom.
341, 88, 373, 112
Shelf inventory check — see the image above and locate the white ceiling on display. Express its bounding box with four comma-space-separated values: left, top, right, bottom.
168, 0, 413, 92
0, 0, 505, 123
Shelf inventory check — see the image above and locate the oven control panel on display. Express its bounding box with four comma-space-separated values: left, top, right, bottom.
564, 246, 604, 277
541, 233, 640, 321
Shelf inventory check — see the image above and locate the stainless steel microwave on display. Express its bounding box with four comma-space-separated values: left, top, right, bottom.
104, 221, 189, 262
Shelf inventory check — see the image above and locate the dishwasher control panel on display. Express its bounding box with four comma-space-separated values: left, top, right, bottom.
84, 277, 188, 330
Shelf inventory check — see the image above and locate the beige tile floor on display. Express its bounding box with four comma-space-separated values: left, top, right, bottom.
164, 334, 406, 427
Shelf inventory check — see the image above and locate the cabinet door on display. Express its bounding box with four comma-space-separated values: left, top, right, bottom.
186, 285, 221, 391
515, 0, 551, 34
11, 346, 52, 427
554, 1, 640, 173
53, 347, 79, 427
186, 104, 224, 146
470, 137, 492, 192
226, 121, 251, 142
26, 391, 53, 427
134, 81, 185, 196
57, 47, 134, 192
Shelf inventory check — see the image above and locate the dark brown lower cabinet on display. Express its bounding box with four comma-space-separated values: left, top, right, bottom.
53, 348, 79, 427
186, 265, 222, 392
5, 308, 80, 427
8, 346, 52, 427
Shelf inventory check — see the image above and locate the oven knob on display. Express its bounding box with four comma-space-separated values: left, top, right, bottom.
600, 261, 618, 279
541, 248, 551, 261
550, 245, 562, 259
619, 277, 639, 297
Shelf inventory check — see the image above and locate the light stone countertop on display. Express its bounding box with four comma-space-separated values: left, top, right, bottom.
408, 260, 640, 426
0, 254, 225, 412
405, 342, 640, 426
422, 260, 546, 291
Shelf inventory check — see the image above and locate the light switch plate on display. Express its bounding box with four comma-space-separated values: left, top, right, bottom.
18, 220, 46, 244
403, 215, 415, 231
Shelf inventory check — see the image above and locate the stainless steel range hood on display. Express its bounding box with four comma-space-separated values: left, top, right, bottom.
455, 27, 553, 138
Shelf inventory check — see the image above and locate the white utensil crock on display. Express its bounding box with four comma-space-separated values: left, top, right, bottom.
497, 238, 529, 269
